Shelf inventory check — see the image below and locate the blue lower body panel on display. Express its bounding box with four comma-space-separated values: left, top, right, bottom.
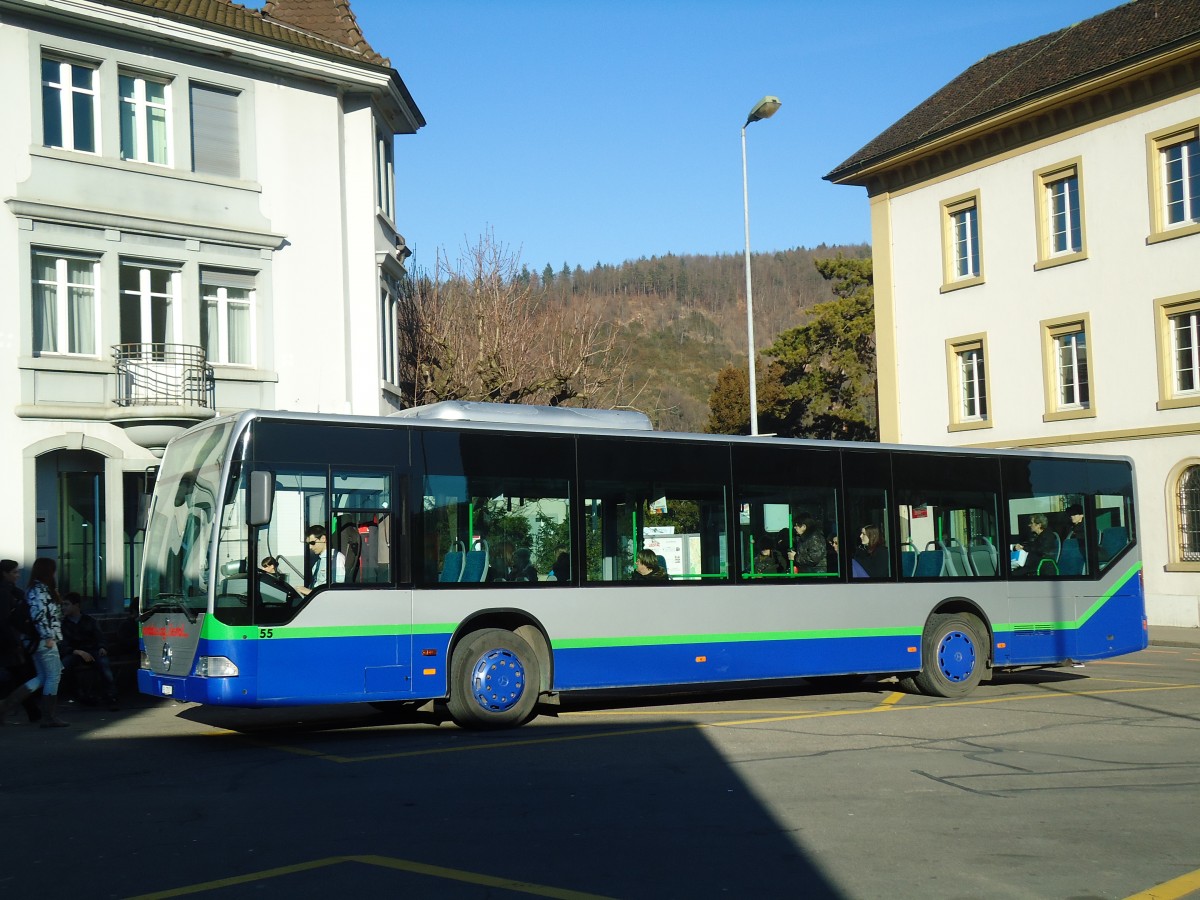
552, 634, 920, 690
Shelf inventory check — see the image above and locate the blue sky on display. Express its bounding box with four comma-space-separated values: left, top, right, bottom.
348, 0, 1123, 273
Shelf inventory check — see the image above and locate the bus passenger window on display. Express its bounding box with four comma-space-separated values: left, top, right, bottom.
732, 444, 840, 584
580, 437, 728, 584
418, 430, 575, 587
893, 453, 1001, 580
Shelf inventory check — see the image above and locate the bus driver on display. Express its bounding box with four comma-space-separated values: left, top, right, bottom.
298, 525, 345, 596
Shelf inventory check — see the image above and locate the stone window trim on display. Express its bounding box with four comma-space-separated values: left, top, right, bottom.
1146, 119, 1200, 245
939, 190, 985, 293
1033, 158, 1088, 270
1040, 314, 1097, 423
1154, 291, 1200, 411
945, 332, 992, 433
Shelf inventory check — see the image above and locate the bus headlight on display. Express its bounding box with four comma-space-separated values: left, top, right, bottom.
196, 656, 239, 678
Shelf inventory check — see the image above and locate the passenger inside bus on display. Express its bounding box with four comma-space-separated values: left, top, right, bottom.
632, 548, 668, 582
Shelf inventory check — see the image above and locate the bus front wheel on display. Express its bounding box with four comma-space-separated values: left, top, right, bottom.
902, 612, 986, 698
447, 628, 542, 729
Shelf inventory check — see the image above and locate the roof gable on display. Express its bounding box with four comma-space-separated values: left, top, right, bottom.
827, 0, 1200, 183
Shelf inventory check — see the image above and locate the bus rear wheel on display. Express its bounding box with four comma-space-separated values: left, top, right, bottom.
447, 628, 542, 729
902, 612, 986, 698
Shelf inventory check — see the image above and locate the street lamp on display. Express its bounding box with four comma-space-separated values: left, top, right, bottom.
741, 95, 780, 436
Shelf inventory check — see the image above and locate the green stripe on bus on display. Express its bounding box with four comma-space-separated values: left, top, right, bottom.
994, 561, 1142, 632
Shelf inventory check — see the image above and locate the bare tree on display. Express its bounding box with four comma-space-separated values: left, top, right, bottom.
396, 232, 627, 408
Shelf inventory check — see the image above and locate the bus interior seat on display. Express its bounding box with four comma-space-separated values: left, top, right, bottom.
1050, 531, 1062, 563
1037, 558, 1059, 577
440, 542, 466, 582
1059, 538, 1086, 576
462, 540, 490, 582
915, 543, 944, 578
900, 542, 918, 578
968, 538, 998, 577
336, 516, 362, 582
1100, 526, 1129, 561
941, 538, 971, 577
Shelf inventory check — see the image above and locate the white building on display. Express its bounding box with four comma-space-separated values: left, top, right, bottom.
827, 0, 1200, 626
0, 0, 423, 612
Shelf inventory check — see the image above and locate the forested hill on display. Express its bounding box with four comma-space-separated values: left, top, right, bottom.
523, 243, 871, 432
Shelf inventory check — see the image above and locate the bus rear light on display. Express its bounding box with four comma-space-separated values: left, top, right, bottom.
196, 656, 238, 678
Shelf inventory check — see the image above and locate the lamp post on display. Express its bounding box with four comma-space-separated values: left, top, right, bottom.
741, 95, 780, 436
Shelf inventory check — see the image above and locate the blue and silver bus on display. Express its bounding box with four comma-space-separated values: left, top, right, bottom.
137, 402, 1145, 728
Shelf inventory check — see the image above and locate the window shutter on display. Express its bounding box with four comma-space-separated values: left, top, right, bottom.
190, 84, 240, 177
201, 268, 256, 291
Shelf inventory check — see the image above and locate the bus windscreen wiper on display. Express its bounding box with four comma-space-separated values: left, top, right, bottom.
138, 594, 198, 624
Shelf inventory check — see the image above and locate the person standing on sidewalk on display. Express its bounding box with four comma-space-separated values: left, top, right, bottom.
0, 559, 41, 725
0, 558, 69, 728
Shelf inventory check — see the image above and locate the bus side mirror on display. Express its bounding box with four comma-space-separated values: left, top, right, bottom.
248, 470, 274, 527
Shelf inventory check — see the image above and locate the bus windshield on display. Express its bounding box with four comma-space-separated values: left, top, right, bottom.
140, 422, 235, 617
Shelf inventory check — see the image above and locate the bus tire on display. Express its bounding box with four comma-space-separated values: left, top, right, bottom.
447, 628, 541, 729
904, 612, 986, 698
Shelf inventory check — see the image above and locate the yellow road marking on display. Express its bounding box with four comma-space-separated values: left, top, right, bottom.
126, 854, 614, 900
872, 691, 905, 710
1124, 865, 1200, 900
224, 682, 1200, 762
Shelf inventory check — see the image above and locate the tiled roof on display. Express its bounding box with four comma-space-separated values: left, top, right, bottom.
262, 0, 387, 65
827, 0, 1200, 181
97, 0, 389, 67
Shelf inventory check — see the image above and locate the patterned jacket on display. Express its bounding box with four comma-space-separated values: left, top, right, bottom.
27, 582, 63, 643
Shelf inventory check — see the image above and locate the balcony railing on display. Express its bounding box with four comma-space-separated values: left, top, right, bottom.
113, 343, 215, 408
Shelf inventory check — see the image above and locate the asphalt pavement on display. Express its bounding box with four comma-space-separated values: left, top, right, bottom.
1148, 624, 1200, 648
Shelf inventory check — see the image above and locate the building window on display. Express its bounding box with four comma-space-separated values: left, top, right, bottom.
1034, 160, 1086, 268
1040, 316, 1094, 422
940, 192, 983, 291
1147, 121, 1200, 243
190, 84, 240, 178
1154, 293, 1200, 410
120, 72, 171, 165
32, 251, 99, 356
1172, 309, 1199, 394
41, 57, 98, 153
1180, 465, 1200, 563
380, 271, 400, 385
119, 260, 181, 348
375, 128, 395, 220
1164, 137, 1199, 226
200, 269, 256, 365
945, 334, 991, 431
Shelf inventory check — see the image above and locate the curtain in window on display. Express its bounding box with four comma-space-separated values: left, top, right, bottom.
67, 258, 95, 355
33, 255, 58, 353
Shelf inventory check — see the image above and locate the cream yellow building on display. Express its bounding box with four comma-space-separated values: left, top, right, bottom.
827, 0, 1200, 625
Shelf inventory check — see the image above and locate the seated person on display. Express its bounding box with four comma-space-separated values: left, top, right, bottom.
754, 534, 785, 575
1013, 514, 1058, 576
547, 551, 571, 583
632, 548, 668, 582
59, 592, 118, 709
298, 525, 346, 596
506, 548, 538, 582
853, 525, 890, 578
